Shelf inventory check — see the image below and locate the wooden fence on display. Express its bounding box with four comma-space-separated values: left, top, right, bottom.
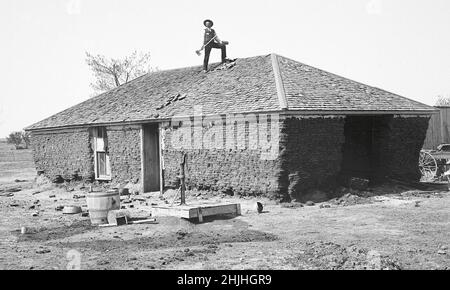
423, 106, 450, 150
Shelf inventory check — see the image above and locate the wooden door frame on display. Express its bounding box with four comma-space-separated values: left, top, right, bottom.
158, 124, 164, 195
140, 124, 162, 193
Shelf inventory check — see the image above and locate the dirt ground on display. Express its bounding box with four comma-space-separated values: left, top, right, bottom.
0, 143, 449, 270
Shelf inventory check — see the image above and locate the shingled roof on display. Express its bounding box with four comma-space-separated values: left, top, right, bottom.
26, 53, 435, 131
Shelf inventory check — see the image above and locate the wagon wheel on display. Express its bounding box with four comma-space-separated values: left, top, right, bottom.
419, 151, 437, 182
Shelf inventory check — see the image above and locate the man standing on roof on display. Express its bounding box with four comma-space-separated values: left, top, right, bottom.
196, 19, 232, 72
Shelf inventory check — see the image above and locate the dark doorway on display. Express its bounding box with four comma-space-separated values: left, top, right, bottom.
340, 115, 392, 182
142, 124, 160, 192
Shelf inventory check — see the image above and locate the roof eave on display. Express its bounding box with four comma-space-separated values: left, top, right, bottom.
25, 108, 437, 132
285, 109, 438, 116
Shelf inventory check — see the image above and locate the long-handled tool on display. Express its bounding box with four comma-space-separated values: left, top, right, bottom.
195, 35, 229, 56
196, 35, 217, 56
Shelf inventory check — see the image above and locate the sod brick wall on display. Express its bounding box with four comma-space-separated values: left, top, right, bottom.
376, 116, 430, 181
29, 114, 430, 199
161, 115, 283, 198
30, 128, 94, 181
278, 116, 346, 200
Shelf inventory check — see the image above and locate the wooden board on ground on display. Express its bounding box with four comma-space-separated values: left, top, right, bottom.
151, 203, 241, 222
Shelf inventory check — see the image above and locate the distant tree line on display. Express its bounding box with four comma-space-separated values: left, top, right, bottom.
6, 131, 30, 149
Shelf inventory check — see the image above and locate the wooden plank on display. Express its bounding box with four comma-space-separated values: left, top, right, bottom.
197, 208, 203, 223
140, 126, 145, 192
423, 126, 430, 149
236, 203, 241, 215
433, 113, 439, 147
31, 128, 90, 135
443, 108, 450, 143
152, 203, 241, 220
423, 108, 443, 149
142, 124, 160, 192
151, 206, 191, 219
158, 124, 164, 196
106, 124, 142, 131
434, 112, 442, 146
440, 108, 445, 145
187, 204, 240, 219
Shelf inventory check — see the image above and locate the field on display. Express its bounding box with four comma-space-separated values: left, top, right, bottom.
0, 142, 35, 184
0, 141, 449, 270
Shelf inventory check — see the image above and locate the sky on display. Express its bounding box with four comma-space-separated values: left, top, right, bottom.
1, 0, 449, 137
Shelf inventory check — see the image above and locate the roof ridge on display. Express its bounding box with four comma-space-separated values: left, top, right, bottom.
270, 53, 288, 110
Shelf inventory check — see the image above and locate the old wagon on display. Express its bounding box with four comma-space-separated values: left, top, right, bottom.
419, 144, 450, 182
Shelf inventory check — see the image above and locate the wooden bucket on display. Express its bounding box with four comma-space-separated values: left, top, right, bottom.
86, 190, 120, 225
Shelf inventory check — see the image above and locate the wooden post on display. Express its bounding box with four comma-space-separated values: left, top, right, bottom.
440, 108, 445, 145
179, 152, 187, 205
197, 208, 203, 223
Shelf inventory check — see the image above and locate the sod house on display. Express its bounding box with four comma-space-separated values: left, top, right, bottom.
25, 54, 436, 200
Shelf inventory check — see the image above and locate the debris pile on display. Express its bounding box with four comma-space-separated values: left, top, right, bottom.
34, 174, 53, 189
399, 190, 444, 199
329, 193, 373, 207
213, 60, 236, 71
156, 93, 188, 110
348, 177, 369, 191
0, 185, 22, 196
280, 202, 303, 209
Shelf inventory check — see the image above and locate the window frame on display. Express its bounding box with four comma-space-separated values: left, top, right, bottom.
93, 127, 111, 180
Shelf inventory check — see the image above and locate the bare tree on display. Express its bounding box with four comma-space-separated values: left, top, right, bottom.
86, 51, 152, 93
435, 94, 450, 106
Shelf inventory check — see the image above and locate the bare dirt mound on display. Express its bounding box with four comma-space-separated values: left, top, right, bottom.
285, 241, 402, 270
328, 193, 374, 207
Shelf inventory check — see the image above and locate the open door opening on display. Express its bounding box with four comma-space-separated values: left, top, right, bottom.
340, 115, 392, 184
142, 124, 161, 192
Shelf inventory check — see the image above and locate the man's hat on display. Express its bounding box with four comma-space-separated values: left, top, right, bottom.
203, 19, 213, 27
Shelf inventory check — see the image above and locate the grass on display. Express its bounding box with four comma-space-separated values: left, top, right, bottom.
0, 141, 35, 183
0, 141, 33, 162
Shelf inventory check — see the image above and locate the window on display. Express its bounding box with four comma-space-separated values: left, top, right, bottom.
93, 127, 111, 180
